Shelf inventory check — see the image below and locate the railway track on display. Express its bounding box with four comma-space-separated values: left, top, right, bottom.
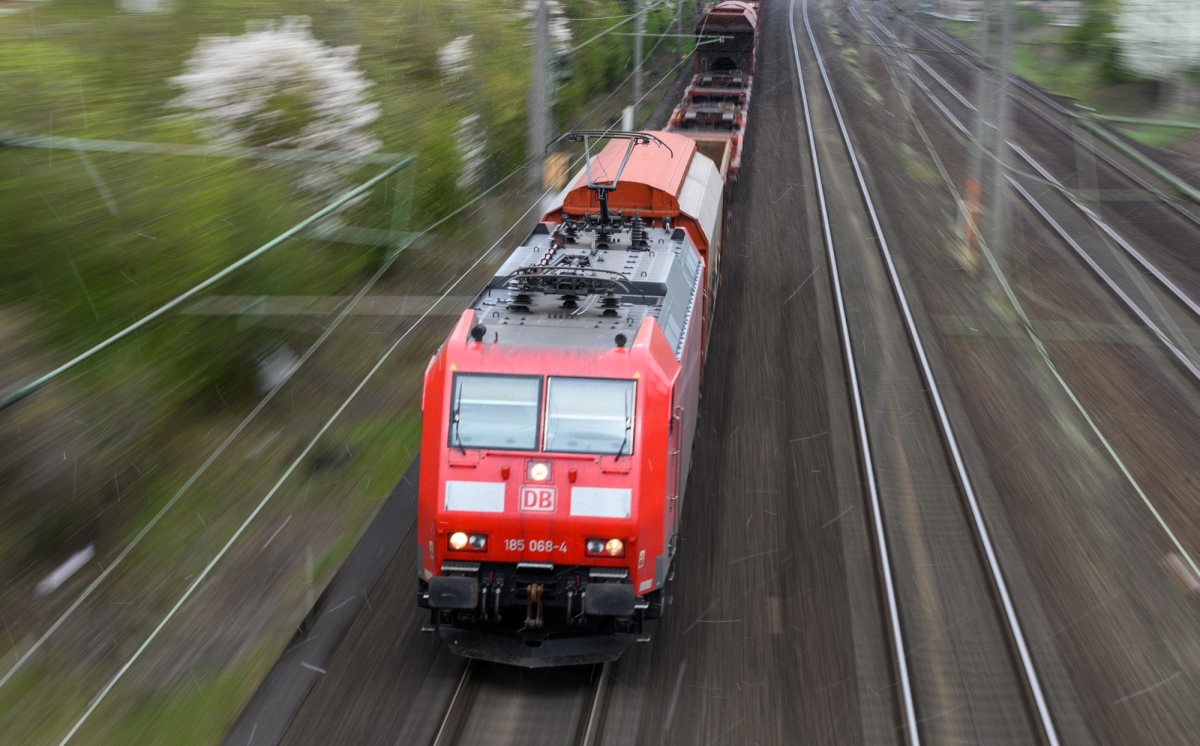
430, 661, 611, 746
904, 13, 1200, 219
790, 0, 1060, 742
855, 7, 1200, 383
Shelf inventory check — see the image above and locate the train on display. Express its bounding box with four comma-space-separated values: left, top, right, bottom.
666, 0, 759, 177
416, 1, 760, 668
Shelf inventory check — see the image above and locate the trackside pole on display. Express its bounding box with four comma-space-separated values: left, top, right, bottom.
529, 0, 550, 189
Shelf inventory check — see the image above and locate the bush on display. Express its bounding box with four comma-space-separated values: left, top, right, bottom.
1062, 0, 1141, 84
1013, 4, 1046, 32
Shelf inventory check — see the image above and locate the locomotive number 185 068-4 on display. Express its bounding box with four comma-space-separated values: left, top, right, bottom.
504, 539, 569, 553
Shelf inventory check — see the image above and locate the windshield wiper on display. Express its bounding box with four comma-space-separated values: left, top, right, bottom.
616, 389, 632, 459
451, 386, 466, 455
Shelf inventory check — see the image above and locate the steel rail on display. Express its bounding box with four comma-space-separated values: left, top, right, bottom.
859, 1, 1200, 587
1006, 170, 1200, 383
867, 13, 1200, 375
907, 54, 1200, 323
891, 16, 1200, 229
796, 0, 1061, 743
787, 2, 919, 743
1012, 144, 1200, 319
577, 661, 613, 746
905, 15, 1200, 207
428, 661, 611, 746
430, 662, 477, 746
1019, 99, 1200, 229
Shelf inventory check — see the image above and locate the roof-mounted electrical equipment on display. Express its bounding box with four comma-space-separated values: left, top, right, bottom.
547, 131, 673, 244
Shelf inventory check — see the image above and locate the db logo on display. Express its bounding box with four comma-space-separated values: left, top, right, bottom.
519, 485, 557, 512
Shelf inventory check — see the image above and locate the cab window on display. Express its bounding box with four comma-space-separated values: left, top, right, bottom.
449, 374, 541, 451
544, 377, 635, 456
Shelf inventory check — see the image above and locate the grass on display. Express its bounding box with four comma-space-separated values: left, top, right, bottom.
899, 142, 941, 185
934, 19, 978, 43
1121, 124, 1199, 149
96, 649, 270, 746
1, 408, 423, 745
1011, 41, 1102, 103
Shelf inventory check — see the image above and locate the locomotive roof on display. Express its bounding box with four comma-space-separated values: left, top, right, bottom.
469, 220, 703, 358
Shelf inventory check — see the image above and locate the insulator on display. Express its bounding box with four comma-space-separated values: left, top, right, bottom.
630, 213, 648, 249
507, 292, 533, 312
600, 295, 621, 317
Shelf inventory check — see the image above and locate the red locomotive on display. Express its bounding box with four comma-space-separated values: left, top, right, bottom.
417, 132, 726, 666
417, 3, 759, 669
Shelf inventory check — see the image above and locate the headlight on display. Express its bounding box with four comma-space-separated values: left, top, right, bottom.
585, 537, 625, 558
448, 532, 487, 551
527, 461, 551, 482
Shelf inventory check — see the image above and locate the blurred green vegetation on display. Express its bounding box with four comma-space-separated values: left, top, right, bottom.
0, 2, 692, 741
0, 0, 674, 567
1063, 0, 1133, 84
1, 3, 688, 738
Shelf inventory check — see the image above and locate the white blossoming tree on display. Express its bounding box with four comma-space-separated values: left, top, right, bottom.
118, 0, 174, 13
436, 35, 489, 190
438, 34, 475, 81
455, 113, 488, 189
170, 16, 380, 193
1112, 0, 1200, 106
439, 2, 573, 193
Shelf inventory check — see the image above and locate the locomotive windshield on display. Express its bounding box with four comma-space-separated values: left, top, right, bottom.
449, 374, 541, 451
545, 377, 635, 456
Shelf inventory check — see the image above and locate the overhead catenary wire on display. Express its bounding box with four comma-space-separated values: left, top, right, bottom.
567, 0, 682, 24
561, 0, 670, 57
569, 2, 689, 128
0, 155, 414, 411
0, 165, 488, 694
53, 163, 569, 746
